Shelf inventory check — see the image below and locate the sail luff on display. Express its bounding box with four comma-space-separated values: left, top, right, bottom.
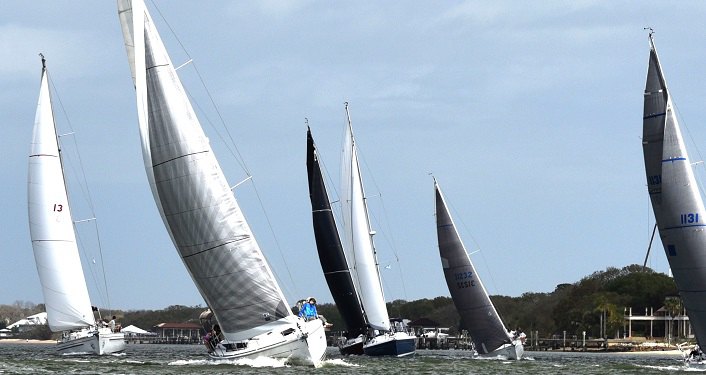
340, 105, 391, 332
28, 63, 95, 332
434, 181, 511, 354
119, 0, 292, 342
307, 128, 367, 337
642, 34, 706, 346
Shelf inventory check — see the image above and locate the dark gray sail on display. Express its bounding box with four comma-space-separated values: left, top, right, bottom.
643, 33, 706, 345
435, 181, 511, 354
306, 128, 367, 338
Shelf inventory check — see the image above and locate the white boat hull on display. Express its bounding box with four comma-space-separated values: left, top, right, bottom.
209, 318, 326, 367
481, 341, 524, 360
57, 328, 126, 355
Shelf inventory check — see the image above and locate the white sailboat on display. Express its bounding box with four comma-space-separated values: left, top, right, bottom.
340, 103, 416, 357
117, 0, 326, 365
433, 179, 523, 359
642, 31, 706, 363
28, 56, 125, 355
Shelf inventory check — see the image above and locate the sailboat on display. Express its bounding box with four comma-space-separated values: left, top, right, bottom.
306, 126, 368, 355
117, 0, 326, 365
338, 103, 416, 357
434, 179, 524, 359
28, 56, 126, 355
643, 31, 706, 362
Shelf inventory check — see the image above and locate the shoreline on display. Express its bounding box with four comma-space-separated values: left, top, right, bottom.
0, 338, 55, 345
526, 349, 683, 356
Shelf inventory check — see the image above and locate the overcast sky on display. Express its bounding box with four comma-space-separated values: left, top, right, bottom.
3, 1, 706, 311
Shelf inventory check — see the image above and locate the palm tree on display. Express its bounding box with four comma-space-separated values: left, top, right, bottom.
663, 296, 682, 343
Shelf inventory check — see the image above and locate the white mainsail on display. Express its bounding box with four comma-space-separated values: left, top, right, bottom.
118, 0, 294, 342
28, 60, 95, 332
643, 33, 706, 345
339, 104, 391, 332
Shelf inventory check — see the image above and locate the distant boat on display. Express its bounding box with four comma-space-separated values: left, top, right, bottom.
642, 31, 706, 359
434, 179, 524, 359
117, 0, 326, 365
339, 103, 416, 357
28, 56, 125, 355
306, 127, 367, 355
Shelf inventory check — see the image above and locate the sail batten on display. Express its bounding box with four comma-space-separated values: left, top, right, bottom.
642, 34, 706, 347
28, 64, 95, 332
307, 128, 367, 338
340, 107, 391, 332
119, 0, 291, 342
434, 181, 511, 354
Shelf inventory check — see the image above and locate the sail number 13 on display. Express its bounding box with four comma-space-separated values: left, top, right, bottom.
681, 213, 699, 224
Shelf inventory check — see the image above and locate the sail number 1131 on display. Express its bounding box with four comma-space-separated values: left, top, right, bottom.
681, 213, 699, 224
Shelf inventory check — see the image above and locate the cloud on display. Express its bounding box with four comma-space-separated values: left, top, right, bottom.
0, 23, 106, 81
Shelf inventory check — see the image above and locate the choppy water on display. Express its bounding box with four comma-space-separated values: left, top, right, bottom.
0, 343, 696, 374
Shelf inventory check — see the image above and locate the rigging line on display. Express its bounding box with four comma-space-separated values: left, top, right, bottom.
446, 194, 501, 297
184, 89, 249, 174
646, 191, 653, 270
73, 220, 107, 309
642, 223, 658, 270
355, 144, 408, 300
47, 70, 112, 311
46, 74, 93, 214
248, 176, 300, 299
150, 0, 251, 177
673, 100, 706, 196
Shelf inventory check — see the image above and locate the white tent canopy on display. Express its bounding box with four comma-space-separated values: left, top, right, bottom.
120, 324, 155, 336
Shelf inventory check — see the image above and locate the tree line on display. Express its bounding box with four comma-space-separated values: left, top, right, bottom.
1, 264, 678, 341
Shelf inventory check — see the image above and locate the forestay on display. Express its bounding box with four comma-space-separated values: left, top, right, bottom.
118, 0, 291, 341
434, 181, 511, 354
28, 62, 95, 332
339, 105, 391, 332
307, 128, 367, 338
642, 33, 706, 346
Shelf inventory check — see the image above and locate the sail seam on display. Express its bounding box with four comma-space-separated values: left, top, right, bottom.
152, 150, 208, 168
29, 154, 58, 158
643, 112, 666, 120
181, 237, 248, 259
146, 63, 169, 71
663, 224, 706, 230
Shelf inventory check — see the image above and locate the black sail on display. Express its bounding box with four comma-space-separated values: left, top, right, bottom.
435, 181, 511, 354
307, 128, 367, 338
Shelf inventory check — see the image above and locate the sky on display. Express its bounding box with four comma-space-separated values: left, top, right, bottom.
3, 1, 706, 311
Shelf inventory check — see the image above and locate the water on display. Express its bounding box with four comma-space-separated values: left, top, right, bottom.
0, 343, 696, 374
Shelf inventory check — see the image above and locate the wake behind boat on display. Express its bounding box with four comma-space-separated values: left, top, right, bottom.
434, 179, 523, 360
642, 31, 706, 365
28, 56, 125, 355
117, 0, 325, 366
